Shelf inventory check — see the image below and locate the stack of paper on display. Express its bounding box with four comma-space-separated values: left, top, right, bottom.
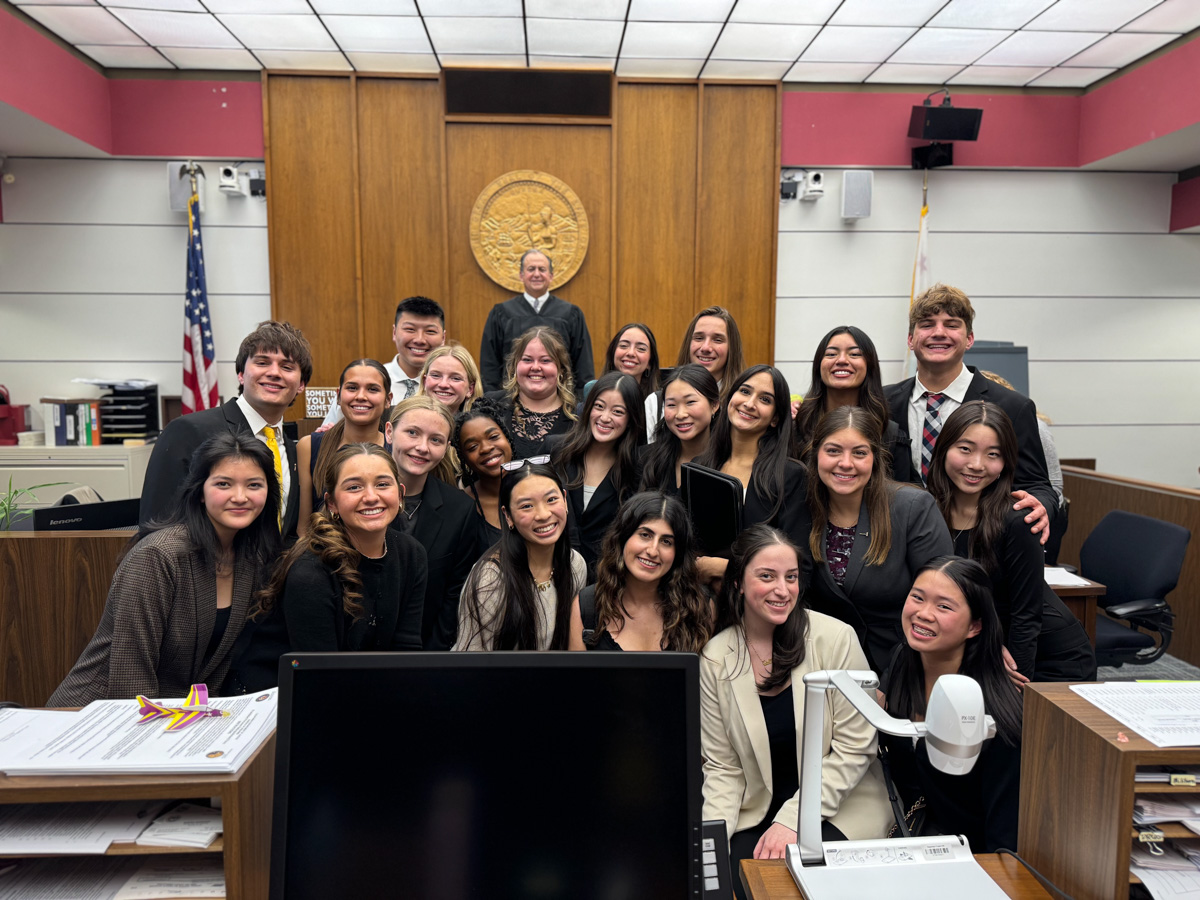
1134, 795, 1200, 824
0, 856, 224, 900
135, 804, 222, 849
1130, 866, 1200, 899
1043, 567, 1092, 587
1132, 843, 1199, 871
0, 689, 276, 777
0, 801, 164, 854
1071, 683, 1200, 748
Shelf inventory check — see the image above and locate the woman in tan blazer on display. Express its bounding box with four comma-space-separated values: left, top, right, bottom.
700, 525, 890, 897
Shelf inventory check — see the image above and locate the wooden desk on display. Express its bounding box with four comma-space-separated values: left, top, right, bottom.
1050, 575, 1104, 645
741, 854, 1052, 899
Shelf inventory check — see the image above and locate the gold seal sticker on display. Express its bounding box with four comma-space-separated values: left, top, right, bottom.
469, 170, 590, 294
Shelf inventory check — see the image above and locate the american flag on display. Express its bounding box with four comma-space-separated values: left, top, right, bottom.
182, 190, 218, 414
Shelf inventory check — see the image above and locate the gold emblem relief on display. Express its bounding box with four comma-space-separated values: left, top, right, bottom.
469, 170, 590, 294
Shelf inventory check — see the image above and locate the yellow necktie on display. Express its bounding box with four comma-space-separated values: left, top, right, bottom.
264, 425, 283, 530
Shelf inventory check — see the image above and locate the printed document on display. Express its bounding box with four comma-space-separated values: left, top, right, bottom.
1072, 683, 1200, 747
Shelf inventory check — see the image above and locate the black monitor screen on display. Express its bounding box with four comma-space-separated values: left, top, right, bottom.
270, 653, 701, 900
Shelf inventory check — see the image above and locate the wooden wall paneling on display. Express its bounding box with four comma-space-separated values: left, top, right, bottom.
0, 532, 130, 707
264, 75, 360, 401
357, 77, 448, 364
444, 123, 612, 380
696, 84, 780, 370
614, 83, 699, 360
1059, 466, 1200, 665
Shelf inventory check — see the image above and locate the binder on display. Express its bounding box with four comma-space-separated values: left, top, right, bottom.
680, 461, 743, 557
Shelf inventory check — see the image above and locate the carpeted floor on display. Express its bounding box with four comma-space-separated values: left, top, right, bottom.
1098, 653, 1200, 682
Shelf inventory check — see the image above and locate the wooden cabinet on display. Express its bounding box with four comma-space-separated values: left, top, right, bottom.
0, 734, 275, 900
1019, 683, 1200, 900
0, 444, 153, 501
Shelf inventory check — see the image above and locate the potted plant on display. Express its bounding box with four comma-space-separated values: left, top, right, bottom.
0, 476, 68, 531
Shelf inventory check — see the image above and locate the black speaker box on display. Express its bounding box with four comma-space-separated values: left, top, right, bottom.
907, 105, 982, 141
912, 142, 954, 169
444, 69, 612, 117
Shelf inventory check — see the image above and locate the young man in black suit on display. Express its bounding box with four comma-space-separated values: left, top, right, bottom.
479, 249, 594, 394
884, 283, 1055, 534
139, 321, 313, 540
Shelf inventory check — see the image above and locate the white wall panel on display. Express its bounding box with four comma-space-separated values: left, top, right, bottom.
1052, 425, 1200, 490
1029, 361, 1200, 424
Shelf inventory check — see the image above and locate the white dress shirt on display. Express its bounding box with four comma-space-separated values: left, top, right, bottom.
907, 363, 975, 473
524, 291, 549, 315
236, 394, 291, 516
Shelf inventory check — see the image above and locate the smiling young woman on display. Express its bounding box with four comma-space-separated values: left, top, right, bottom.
418, 344, 483, 415
51, 432, 282, 706
675, 306, 746, 391
453, 399, 516, 552
639, 364, 721, 497
488, 327, 578, 460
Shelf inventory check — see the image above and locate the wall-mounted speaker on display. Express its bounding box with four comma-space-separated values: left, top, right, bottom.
841, 170, 873, 220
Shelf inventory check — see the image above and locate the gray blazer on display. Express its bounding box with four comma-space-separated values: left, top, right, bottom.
807, 484, 953, 671
48, 525, 257, 707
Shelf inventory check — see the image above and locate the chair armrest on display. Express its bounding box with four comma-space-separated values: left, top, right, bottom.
1107, 598, 1168, 619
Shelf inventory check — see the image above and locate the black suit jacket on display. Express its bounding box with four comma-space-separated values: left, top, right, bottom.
884, 367, 1057, 522
392, 476, 482, 651
139, 398, 300, 540
479, 295, 595, 393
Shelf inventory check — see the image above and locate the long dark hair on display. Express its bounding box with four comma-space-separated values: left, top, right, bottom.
551, 371, 644, 504
253, 443, 398, 622
714, 525, 809, 693
884, 556, 1022, 746
696, 364, 794, 524
459, 463, 576, 651
925, 401, 1018, 580
640, 364, 721, 493
602, 323, 660, 400
144, 431, 280, 567
312, 358, 391, 497
794, 326, 889, 458
675, 306, 746, 388
804, 405, 894, 567
590, 492, 712, 652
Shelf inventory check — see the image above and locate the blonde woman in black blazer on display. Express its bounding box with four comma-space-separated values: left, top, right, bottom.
804, 406, 952, 671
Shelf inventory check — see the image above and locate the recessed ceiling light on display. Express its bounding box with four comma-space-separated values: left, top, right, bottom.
1062, 31, 1176, 67
203, 0, 310, 12
18, 5, 144, 44
159, 46, 261, 68
889, 27, 1011, 64
729, 0, 841, 25
526, 18, 624, 57
628, 0, 733, 23
976, 30, 1102, 65
255, 49, 351, 69
310, 0, 417, 12
78, 43, 171, 66
800, 25, 916, 62
948, 64, 1049, 85
109, 8, 241, 48
217, 13, 337, 50
322, 15, 430, 53
1028, 66, 1116, 86
419, 0, 521, 16
927, 0, 1056, 29
702, 59, 791, 78
1121, 0, 1200, 33
784, 60, 878, 81
525, 0, 626, 18
424, 16, 525, 54
1024, 0, 1161, 32
96, 0, 204, 11
616, 57, 704, 76
711, 23, 820, 61
620, 21, 723, 58
345, 51, 438, 72
865, 62, 962, 83
830, 0, 946, 27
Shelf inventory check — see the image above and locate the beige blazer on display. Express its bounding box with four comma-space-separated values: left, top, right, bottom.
699, 613, 892, 841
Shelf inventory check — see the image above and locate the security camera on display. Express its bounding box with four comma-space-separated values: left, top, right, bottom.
218, 165, 244, 195
801, 171, 824, 201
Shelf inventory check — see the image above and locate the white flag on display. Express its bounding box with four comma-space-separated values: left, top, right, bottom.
904, 203, 931, 378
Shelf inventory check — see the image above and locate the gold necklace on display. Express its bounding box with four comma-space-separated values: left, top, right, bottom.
744, 629, 772, 668
534, 569, 555, 592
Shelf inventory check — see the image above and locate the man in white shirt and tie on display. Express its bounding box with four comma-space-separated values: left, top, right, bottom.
318, 296, 447, 429
139, 321, 313, 540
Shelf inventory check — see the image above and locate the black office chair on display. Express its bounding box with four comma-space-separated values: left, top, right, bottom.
1078, 510, 1190, 668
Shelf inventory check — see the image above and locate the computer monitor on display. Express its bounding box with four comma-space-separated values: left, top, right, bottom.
270, 652, 703, 900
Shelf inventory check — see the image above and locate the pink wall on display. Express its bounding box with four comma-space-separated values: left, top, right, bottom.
1170, 177, 1200, 232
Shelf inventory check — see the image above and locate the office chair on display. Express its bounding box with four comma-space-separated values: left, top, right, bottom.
1078, 510, 1190, 668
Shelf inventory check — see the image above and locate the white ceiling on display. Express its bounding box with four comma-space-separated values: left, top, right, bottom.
10, 0, 1200, 87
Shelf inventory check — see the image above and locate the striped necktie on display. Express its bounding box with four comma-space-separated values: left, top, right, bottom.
920, 392, 946, 485
264, 425, 283, 530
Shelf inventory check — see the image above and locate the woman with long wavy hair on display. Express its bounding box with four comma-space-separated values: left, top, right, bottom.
569, 492, 712, 652
229, 443, 427, 691
454, 462, 585, 652
487, 326, 577, 459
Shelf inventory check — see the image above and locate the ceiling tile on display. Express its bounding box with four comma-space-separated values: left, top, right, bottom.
829, 0, 946, 27
711, 23, 819, 60
525, 0, 627, 18
217, 14, 335, 50
255, 49, 350, 69
783, 60, 877, 80
1062, 30, 1176, 65
203, 0, 309, 11
309, 0, 418, 12
620, 21, 723, 57
96, 0, 204, 11
526, 17, 624, 56
976, 30, 1102, 65
729, 0, 841, 24
1121, 0, 1200, 32
889, 27, 1010, 63
865, 62, 962, 83
616, 57, 704, 76
418, 0, 521, 15
948, 64, 1049, 84
12, 0, 96, 5
424, 16, 524, 53
345, 50, 439, 71
322, 15, 430, 52
437, 53, 525, 66
1027, 65, 1116, 86
159, 46, 262, 67
927, 0, 1056, 29
701, 59, 791, 78
628, 0, 734, 22
800, 25, 916, 62
18, 6, 144, 44
1024, 0, 1161, 31
78, 43, 171, 65
110, 8, 241, 47
528, 55, 616, 68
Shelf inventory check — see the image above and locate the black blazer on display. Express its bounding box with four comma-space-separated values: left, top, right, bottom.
884, 367, 1057, 522
392, 476, 482, 651
139, 398, 301, 541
